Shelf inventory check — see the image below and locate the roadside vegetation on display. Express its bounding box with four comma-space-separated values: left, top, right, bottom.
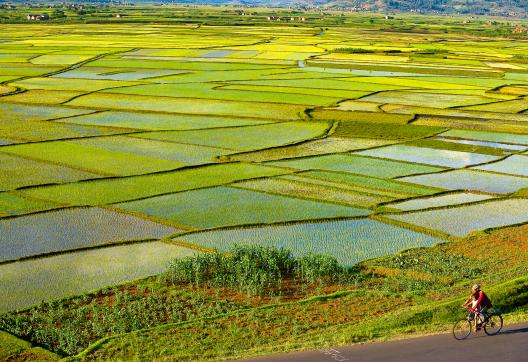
2, 224, 528, 360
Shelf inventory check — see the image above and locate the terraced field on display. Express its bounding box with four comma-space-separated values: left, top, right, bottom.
1, 22, 528, 323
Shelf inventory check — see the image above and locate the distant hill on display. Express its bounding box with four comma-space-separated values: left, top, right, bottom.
163, 0, 528, 17
4, 0, 527, 17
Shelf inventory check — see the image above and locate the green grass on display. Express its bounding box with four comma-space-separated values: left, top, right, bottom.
0, 89, 83, 104
333, 121, 446, 140
0, 64, 60, 76
11, 77, 143, 92
234, 176, 394, 208
268, 154, 446, 179
20, 163, 292, 206
107, 83, 341, 106
71, 136, 232, 165
59, 111, 270, 131
115, 186, 369, 228
0, 192, 59, 217
362, 91, 496, 108
406, 138, 511, 156
1, 141, 185, 176
0, 330, 59, 361
229, 78, 407, 91
338, 76, 485, 90
30, 54, 95, 65
383, 192, 495, 211
87, 58, 282, 70
54, 66, 186, 81
222, 84, 370, 99
462, 99, 528, 113
67, 93, 307, 120
131, 121, 330, 151
414, 115, 528, 134
0, 117, 130, 143
311, 109, 414, 124
0, 153, 100, 191
229, 137, 395, 162
298, 170, 444, 197
0, 103, 93, 122
0, 330, 31, 360
147, 67, 300, 83
0, 246, 344, 357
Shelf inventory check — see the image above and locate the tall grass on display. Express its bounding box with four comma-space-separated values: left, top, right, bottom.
167, 245, 348, 296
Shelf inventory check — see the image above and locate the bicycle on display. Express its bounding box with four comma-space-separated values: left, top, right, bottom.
452, 306, 503, 340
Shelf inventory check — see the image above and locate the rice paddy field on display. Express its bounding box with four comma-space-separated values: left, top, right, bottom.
1, 15, 528, 361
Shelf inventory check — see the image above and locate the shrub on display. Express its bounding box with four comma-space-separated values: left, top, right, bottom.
167, 245, 347, 296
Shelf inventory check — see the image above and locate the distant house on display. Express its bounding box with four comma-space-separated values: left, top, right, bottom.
384, 15, 394, 20
27, 14, 49, 21
267, 16, 305, 22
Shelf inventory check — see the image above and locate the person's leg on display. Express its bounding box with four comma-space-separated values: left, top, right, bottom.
480, 307, 488, 323
475, 306, 483, 330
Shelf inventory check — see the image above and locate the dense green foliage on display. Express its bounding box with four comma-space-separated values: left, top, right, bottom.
0, 286, 243, 356
168, 245, 346, 296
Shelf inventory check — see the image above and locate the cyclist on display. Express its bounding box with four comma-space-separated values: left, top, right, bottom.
463, 284, 493, 331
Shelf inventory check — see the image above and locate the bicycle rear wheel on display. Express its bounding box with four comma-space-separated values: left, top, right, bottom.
453, 319, 472, 340
484, 314, 503, 336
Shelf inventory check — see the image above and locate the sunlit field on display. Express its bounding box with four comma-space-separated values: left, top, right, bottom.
1, 18, 528, 361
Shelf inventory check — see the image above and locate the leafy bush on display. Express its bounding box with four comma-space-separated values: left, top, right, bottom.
295, 253, 343, 284
168, 245, 347, 296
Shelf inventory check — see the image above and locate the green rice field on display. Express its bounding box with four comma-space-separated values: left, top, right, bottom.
172, 219, 442, 267
1, 21, 528, 330
382, 198, 528, 236
115, 186, 370, 229
0, 242, 195, 312
0, 207, 180, 261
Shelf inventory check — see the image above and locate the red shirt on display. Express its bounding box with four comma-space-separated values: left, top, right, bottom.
475, 290, 493, 309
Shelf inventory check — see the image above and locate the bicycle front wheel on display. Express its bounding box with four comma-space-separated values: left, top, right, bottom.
484, 314, 503, 336
453, 318, 472, 340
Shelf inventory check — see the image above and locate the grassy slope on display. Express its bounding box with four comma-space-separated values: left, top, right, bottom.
68, 223, 528, 361
0, 330, 59, 361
